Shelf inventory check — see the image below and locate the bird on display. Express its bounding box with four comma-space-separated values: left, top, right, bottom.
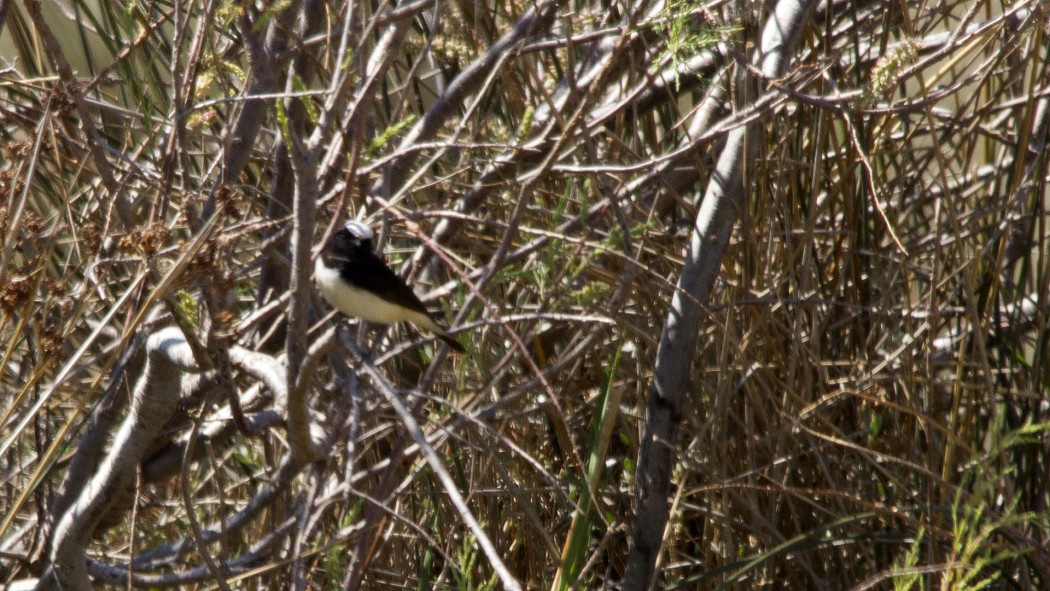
314, 220, 466, 353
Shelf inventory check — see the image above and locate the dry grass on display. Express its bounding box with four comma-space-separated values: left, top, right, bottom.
0, 0, 1048, 589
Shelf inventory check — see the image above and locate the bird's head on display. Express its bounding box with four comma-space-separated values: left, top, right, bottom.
328, 220, 375, 257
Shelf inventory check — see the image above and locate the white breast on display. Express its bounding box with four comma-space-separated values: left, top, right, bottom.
314, 257, 437, 329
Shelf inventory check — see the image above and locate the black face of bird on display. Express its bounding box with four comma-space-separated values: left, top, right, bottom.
328, 221, 374, 258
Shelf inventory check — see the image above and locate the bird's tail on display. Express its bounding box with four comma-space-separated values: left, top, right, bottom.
411, 312, 466, 353
436, 331, 466, 354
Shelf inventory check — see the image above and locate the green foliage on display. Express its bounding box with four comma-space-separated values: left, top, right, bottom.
892, 529, 926, 591
253, 0, 293, 33
173, 289, 199, 330
659, 0, 735, 91
450, 532, 499, 591
367, 114, 418, 154
942, 420, 1049, 590
552, 346, 623, 590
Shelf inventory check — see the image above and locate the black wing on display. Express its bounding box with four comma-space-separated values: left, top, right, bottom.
338, 253, 432, 316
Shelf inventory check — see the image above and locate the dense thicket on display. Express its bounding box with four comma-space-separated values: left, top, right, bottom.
1, 0, 1048, 589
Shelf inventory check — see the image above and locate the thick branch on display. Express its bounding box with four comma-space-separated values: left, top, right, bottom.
43, 328, 198, 590
622, 1, 817, 588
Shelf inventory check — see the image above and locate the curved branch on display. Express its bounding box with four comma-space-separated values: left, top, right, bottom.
43, 328, 198, 590
622, 1, 818, 588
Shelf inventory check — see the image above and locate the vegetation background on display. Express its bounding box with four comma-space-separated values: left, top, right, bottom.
0, 0, 1048, 589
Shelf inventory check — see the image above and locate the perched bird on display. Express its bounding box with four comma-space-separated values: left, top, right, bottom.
314, 220, 465, 353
